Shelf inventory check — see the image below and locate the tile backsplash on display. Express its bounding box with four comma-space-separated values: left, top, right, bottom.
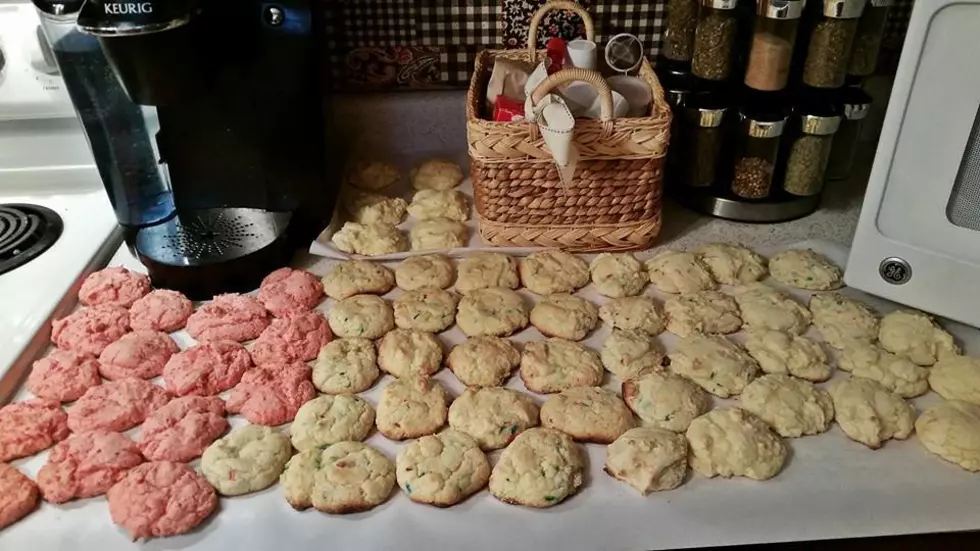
320, 0, 913, 91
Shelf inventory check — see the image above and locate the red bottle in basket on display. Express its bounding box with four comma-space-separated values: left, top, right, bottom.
493, 96, 526, 122
545, 38, 567, 74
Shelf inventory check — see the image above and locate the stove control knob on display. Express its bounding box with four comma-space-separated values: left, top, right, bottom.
264, 6, 284, 26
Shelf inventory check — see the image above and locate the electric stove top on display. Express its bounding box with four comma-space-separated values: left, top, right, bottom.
0, 174, 119, 398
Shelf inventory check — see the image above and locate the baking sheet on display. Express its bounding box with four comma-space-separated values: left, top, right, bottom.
4, 239, 980, 551
309, 150, 547, 260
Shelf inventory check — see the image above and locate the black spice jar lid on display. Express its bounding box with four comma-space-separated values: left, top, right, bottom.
657, 65, 694, 86
738, 89, 790, 119
659, 69, 698, 108
757, 0, 806, 19
657, 57, 693, 74
795, 87, 845, 116
795, 83, 852, 113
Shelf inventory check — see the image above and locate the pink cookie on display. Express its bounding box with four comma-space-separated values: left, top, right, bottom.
257, 267, 324, 317
107, 461, 217, 540
249, 311, 332, 365
78, 267, 151, 308
68, 378, 172, 433
0, 399, 69, 462
226, 363, 315, 426
99, 331, 180, 380
163, 341, 253, 396
27, 350, 101, 402
139, 396, 228, 462
130, 289, 194, 333
0, 464, 39, 530
185, 293, 269, 343
36, 430, 144, 504
52, 305, 130, 357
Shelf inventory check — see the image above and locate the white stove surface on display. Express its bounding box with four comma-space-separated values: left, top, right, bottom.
0, 2, 121, 396
0, 170, 120, 399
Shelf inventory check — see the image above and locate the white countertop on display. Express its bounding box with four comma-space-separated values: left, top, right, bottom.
657, 139, 871, 252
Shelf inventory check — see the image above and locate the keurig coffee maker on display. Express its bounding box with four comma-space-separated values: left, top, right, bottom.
33, 0, 338, 299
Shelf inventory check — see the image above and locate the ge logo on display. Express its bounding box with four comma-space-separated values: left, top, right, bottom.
879, 257, 912, 285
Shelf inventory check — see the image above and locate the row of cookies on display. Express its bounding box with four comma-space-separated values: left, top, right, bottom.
332, 158, 472, 255
301, 250, 788, 500
259, 252, 666, 507
65, 252, 980, 468
808, 292, 980, 470
759, 273, 980, 467
0, 251, 637, 532
113, 247, 980, 495
2, 251, 631, 532
204, 243, 816, 507
317, 246, 980, 477
5, 245, 980, 536
646, 247, 980, 473
642, 246, 980, 474
550, 287, 977, 490
1, 254, 523, 533
313, 250, 828, 403
0, 265, 336, 534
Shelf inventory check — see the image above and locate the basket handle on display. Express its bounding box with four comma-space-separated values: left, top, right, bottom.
527, 1, 596, 65
530, 68, 614, 121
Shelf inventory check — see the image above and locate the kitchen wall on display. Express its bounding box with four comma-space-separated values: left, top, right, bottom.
320, 0, 914, 92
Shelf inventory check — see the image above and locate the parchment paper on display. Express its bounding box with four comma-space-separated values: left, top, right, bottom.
5, 240, 980, 551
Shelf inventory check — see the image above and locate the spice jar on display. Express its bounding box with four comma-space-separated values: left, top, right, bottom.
848, 0, 892, 76
691, 0, 740, 81
802, 0, 868, 88
732, 109, 787, 199
678, 103, 729, 188
826, 87, 872, 180
659, 67, 697, 109
659, 68, 698, 186
744, 0, 805, 91
664, 0, 699, 63
782, 111, 841, 196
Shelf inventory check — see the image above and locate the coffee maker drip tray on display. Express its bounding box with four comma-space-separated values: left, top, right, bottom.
135, 207, 293, 300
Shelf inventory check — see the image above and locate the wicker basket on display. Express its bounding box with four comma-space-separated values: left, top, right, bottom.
466, 1, 670, 252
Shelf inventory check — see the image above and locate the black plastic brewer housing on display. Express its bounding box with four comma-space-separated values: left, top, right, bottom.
59, 0, 339, 299
76, 0, 199, 105
76, 0, 195, 35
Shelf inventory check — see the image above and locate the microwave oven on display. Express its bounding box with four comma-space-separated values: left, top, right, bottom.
846, 0, 980, 328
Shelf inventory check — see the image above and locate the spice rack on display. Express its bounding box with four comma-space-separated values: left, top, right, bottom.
659, 0, 884, 222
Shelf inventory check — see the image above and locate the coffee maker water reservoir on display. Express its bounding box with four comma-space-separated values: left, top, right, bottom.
34, 0, 338, 299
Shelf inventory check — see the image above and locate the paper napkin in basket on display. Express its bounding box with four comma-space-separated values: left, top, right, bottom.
524, 63, 579, 190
